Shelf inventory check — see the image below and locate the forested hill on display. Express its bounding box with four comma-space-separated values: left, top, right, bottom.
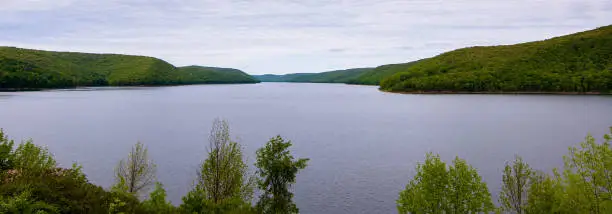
177, 66, 259, 84
347, 61, 421, 85
0, 47, 258, 90
254, 68, 373, 83
379, 25, 612, 93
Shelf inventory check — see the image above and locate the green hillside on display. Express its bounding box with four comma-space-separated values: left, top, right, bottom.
254, 68, 373, 83
379, 25, 612, 93
177, 66, 259, 84
347, 61, 421, 85
0, 47, 258, 90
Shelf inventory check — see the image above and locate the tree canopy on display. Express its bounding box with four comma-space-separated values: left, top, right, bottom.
0, 129, 146, 214
113, 142, 157, 198
397, 153, 494, 214
499, 156, 533, 214
255, 136, 309, 214
180, 119, 255, 214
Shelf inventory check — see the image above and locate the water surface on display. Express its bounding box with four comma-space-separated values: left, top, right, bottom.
1, 83, 611, 213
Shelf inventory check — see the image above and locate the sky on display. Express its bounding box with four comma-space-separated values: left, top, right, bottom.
1, 0, 611, 75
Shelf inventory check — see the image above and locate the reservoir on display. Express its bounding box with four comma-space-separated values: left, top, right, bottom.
1, 83, 611, 213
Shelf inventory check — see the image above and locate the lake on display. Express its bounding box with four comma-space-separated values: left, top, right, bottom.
1, 83, 611, 213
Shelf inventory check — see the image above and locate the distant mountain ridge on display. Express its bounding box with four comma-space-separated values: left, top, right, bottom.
0, 47, 259, 90
252, 63, 425, 86
254, 68, 374, 83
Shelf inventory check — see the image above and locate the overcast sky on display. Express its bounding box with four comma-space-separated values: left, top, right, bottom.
1, 0, 611, 74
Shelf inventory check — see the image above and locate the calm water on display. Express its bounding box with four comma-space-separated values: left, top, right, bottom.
1, 83, 611, 213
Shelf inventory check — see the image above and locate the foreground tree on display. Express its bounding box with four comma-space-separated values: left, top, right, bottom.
555, 129, 612, 213
448, 157, 494, 213
397, 153, 448, 214
397, 153, 493, 214
113, 142, 157, 198
12, 140, 56, 177
255, 135, 309, 214
180, 119, 254, 213
0, 129, 15, 171
0, 190, 58, 214
499, 155, 533, 214
142, 182, 176, 214
0, 130, 143, 214
525, 170, 560, 214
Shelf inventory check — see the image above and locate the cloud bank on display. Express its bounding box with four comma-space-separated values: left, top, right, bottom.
1, 0, 611, 74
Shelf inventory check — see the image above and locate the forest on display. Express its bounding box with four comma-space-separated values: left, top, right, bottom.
378, 25, 612, 93
177, 66, 260, 84
0, 47, 259, 90
253, 68, 373, 84
1, 121, 611, 213
347, 61, 422, 85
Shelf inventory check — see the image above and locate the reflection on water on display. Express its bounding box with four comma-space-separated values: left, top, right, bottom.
50, 86, 159, 91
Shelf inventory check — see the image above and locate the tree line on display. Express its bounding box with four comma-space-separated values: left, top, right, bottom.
0, 119, 307, 213
397, 127, 612, 213
1, 121, 611, 213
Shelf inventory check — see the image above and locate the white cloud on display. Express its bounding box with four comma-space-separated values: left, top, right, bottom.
0, 0, 75, 11
0, 0, 610, 74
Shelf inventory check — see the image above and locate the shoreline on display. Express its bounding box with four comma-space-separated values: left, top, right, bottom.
381, 89, 611, 95
0, 82, 261, 92
2, 83, 610, 95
